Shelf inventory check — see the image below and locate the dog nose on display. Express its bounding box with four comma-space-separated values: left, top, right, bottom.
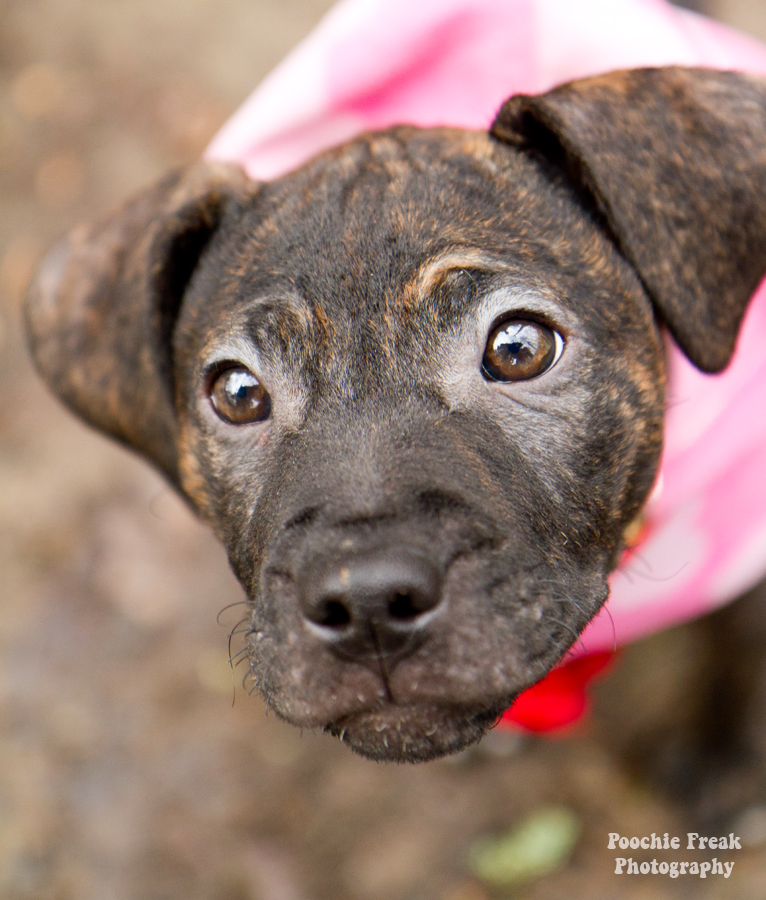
299, 547, 443, 657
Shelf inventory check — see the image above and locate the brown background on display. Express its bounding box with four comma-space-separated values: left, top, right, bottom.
1, 1, 765, 898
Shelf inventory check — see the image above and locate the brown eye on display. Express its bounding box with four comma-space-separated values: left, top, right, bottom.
482, 318, 561, 382
209, 365, 271, 424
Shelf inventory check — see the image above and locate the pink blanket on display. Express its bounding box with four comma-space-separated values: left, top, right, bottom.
206, 0, 766, 726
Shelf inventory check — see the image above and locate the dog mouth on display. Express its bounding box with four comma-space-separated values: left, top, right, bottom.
323, 700, 508, 762
251, 632, 521, 761
249, 530, 609, 762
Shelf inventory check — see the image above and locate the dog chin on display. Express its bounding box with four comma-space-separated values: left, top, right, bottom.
323, 702, 508, 762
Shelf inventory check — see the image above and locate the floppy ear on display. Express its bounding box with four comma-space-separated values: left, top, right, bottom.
491, 67, 766, 373
24, 161, 253, 485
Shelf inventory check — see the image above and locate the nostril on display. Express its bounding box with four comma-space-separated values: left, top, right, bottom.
388, 589, 433, 621
314, 597, 352, 629
299, 546, 443, 655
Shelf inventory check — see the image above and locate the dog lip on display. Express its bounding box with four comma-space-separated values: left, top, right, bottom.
324, 700, 506, 761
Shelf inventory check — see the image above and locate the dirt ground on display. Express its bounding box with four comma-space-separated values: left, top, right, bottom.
3, 1, 766, 898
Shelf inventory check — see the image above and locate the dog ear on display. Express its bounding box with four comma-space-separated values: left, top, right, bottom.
491, 67, 766, 373
25, 161, 253, 485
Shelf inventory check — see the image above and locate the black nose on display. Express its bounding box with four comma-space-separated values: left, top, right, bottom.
299, 547, 443, 658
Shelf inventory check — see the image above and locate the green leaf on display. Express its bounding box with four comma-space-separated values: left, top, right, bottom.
469, 807, 581, 887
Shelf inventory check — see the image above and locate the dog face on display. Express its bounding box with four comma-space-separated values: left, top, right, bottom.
172, 126, 666, 759
25, 68, 766, 761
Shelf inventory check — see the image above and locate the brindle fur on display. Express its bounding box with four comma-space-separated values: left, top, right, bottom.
24, 67, 766, 762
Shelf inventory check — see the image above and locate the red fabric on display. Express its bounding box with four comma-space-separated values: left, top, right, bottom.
498, 651, 617, 733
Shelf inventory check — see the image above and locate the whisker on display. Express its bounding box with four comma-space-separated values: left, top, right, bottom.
603, 603, 617, 652
228, 647, 249, 666
217, 600, 250, 625
227, 616, 251, 662
548, 593, 588, 613
543, 613, 587, 654
617, 551, 690, 583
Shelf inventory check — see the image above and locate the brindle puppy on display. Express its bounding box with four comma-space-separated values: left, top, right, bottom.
24, 68, 766, 762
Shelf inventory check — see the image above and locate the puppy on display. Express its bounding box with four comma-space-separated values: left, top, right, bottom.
25, 67, 766, 762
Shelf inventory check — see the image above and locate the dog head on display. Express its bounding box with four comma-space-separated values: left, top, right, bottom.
25, 68, 766, 760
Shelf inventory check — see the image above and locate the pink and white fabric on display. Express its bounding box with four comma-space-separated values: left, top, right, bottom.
206, 0, 766, 659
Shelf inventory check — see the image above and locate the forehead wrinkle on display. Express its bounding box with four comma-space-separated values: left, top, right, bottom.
241, 296, 312, 363
309, 300, 336, 350
410, 250, 507, 306
350, 253, 494, 374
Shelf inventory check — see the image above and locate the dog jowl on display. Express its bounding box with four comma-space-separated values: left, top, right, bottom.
25, 68, 766, 761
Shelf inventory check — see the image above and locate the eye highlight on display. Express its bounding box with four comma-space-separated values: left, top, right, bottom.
482, 318, 563, 382
208, 365, 271, 425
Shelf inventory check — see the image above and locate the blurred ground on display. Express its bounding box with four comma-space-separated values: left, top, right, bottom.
2, 1, 766, 898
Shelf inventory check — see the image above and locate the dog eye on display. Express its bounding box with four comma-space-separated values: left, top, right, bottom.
208, 365, 271, 424
482, 318, 562, 382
